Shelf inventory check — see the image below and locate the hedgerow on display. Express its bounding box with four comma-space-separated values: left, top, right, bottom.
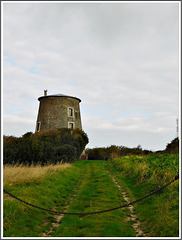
3, 128, 89, 165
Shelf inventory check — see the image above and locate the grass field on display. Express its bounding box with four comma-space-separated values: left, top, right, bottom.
3, 162, 83, 237
3, 154, 179, 237
3, 162, 71, 187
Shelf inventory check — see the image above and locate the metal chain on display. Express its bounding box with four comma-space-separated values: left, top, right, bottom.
3, 173, 179, 216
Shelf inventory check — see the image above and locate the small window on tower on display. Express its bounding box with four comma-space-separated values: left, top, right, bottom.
36, 122, 41, 132
68, 108, 74, 117
68, 122, 74, 129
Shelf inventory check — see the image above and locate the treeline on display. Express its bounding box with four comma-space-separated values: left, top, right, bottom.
86, 145, 153, 160
86, 137, 179, 160
3, 128, 89, 165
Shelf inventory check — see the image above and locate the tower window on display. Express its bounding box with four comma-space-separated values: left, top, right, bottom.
68, 107, 74, 117
36, 122, 41, 132
68, 122, 74, 129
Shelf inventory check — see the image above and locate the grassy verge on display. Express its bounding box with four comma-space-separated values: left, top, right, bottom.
3, 162, 84, 237
52, 160, 135, 237
3, 162, 71, 187
109, 154, 179, 237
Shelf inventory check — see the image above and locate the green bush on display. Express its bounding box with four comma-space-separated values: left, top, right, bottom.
86, 144, 150, 160
86, 137, 179, 161
56, 144, 77, 163
110, 154, 179, 188
3, 128, 89, 165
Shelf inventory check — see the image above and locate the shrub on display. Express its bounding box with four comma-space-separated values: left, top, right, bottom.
86, 144, 150, 160
56, 144, 77, 163
3, 128, 89, 165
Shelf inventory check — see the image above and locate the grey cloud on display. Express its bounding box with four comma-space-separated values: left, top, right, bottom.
3, 2, 179, 151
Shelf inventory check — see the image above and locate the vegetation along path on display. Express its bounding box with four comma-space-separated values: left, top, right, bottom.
3, 155, 179, 237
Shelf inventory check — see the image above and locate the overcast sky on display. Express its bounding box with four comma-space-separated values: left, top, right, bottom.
2, 1, 180, 151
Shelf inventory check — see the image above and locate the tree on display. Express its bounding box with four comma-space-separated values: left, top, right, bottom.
165, 138, 179, 154
3, 128, 89, 165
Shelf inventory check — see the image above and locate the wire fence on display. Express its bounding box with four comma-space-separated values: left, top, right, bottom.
3, 173, 179, 216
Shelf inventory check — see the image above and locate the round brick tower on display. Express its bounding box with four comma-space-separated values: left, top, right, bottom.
35, 90, 82, 132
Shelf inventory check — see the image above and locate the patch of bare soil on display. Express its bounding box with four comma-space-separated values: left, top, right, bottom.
42, 205, 69, 237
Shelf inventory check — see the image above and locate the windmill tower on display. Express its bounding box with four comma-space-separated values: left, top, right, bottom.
35, 90, 82, 132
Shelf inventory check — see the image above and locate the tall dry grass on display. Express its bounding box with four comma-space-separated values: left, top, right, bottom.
3, 163, 71, 188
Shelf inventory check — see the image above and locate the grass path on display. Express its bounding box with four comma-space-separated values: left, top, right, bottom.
42, 164, 87, 237
4, 159, 178, 237
109, 155, 179, 237
4, 160, 138, 237
50, 161, 136, 237
106, 169, 147, 237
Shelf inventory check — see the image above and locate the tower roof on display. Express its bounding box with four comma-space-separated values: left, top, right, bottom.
38, 93, 81, 102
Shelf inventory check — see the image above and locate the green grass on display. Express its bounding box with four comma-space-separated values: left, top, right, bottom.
4, 160, 135, 237
109, 154, 179, 237
52, 161, 135, 237
118, 176, 179, 237
4, 155, 179, 237
3, 163, 84, 237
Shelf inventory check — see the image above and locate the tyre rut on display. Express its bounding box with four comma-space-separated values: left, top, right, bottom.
107, 169, 147, 237
42, 169, 86, 237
